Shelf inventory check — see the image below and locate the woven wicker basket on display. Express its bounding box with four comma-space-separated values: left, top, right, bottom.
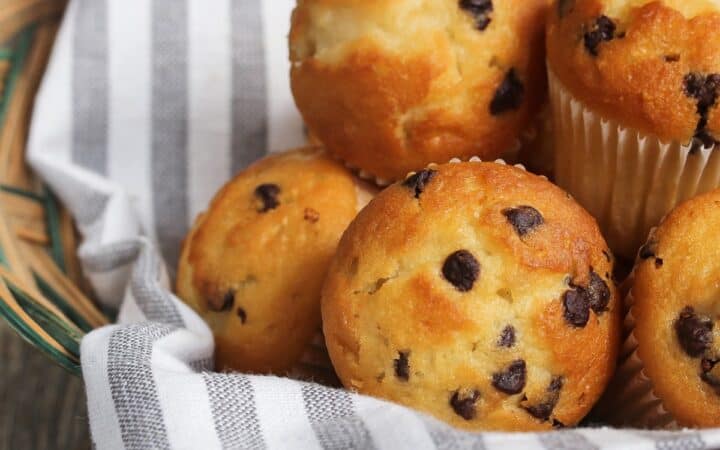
0, 0, 109, 380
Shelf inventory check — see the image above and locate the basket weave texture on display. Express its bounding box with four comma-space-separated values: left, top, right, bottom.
0, 1, 101, 448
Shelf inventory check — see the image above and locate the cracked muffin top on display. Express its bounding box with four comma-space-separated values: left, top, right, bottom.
290, 0, 550, 181
631, 188, 720, 427
321, 161, 621, 431
176, 147, 374, 374
547, 0, 720, 147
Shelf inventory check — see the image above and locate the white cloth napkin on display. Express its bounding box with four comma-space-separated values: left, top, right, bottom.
25, 0, 720, 448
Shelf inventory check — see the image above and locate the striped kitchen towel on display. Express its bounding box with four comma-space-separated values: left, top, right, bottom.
25, 0, 720, 449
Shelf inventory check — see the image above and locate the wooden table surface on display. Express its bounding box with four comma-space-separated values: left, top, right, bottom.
0, 320, 90, 450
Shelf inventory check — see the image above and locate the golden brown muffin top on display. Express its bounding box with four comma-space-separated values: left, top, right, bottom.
290, 0, 550, 181
547, 0, 720, 147
176, 147, 373, 374
631, 187, 720, 427
322, 161, 620, 431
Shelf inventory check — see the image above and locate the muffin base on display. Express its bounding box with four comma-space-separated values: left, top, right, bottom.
595, 272, 678, 429
548, 68, 720, 260
288, 330, 340, 386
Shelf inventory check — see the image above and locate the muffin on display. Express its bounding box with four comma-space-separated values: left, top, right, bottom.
546, 0, 720, 258
321, 161, 621, 431
604, 188, 720, 428
176, 147, 375, 375
290, 0, 550, 182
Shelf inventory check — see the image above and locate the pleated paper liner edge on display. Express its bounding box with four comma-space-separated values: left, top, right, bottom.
548, 67, 720, 260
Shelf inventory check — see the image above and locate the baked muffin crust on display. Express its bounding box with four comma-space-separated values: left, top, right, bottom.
631, 188, 720, 427
290, 0, 550, 181
322, 161, 621, 430
177, 147, 372, 373
547, 0, 720, 146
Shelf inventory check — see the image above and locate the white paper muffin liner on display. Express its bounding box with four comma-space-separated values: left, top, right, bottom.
330, 130, 529, 187
601, 286, 679, 429
595, 229, 682, 430
414, 156, 537, 178
548, 68, 720, 259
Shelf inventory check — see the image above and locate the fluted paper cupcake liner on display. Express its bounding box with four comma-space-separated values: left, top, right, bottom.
330, 127, 534, 187
595, 239, 681, 430
600, 288, 678, 429
420, 156, 536, 177
548, 68, 720, 259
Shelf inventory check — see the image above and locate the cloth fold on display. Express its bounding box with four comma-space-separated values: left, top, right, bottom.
25, 0, 720, 448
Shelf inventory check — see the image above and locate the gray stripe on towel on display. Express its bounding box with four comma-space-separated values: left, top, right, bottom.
203, 374, 266, 449
152, 0, 189, 268
230, 0, 268, 174
130, 242, 184, 327
108, 324, 174, 450
301, 383, 375, 450
72, 0, 108, 174
421, 416, 485, 450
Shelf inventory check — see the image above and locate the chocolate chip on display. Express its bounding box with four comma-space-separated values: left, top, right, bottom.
490, 69, 524, 115
498, 325, 516, 348
701, 358, 720, 390
304, 207, 320, 223
442, 250, 481, 292
522, 377, 563, 421
639, 240, 657, 259
403, 169, 437, 199
639, 240, 663, 268
664, 54, 680, 63
563, 289, 590, 327
684, 73, 720, 148
254, 183, 281, 212
237, 307, 247, 324
459, 0, 493, 31
503, 205, 543, 236
552, 419, 566, 429
394, 351, 410, 381
557, 0, 574, 18
685, 73, 720, 112
563, 271, 610, 325
450, 390, 481, 420
675, 306, 713, 357
492, 360, 527, 394
208, 290, 235, 312
694, 129, 719, 149
549, 377, 563, 392
584, 15, 616, 56
587, 271, 610, 314
602, 250, 612, 262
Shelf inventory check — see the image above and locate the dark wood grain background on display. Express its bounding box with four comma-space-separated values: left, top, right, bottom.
0, 320, 90, 449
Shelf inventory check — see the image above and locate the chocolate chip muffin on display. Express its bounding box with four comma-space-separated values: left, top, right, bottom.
290, 0, 550, 182
321, 161, 621, 431
546, 0, 720, 259
548, 0, 720, 144
176, 147, 375, 374
609, 188, 720, 428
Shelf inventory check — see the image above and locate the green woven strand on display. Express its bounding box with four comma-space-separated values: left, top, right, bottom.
33, 273, 93, 332
0, 26, 34, 130
0, 183, 45, 202
0, 287, 81, 376
43, 187, 66, 272
0, 243, 7, 269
